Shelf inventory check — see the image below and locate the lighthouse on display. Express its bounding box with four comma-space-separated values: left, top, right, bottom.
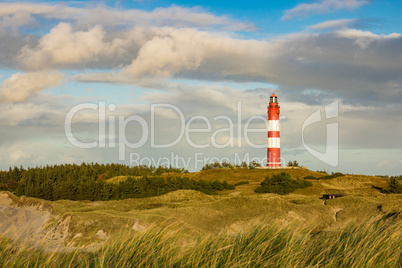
267, 93, 281, 167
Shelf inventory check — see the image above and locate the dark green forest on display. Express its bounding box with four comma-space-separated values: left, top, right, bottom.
0, 163, 234, 201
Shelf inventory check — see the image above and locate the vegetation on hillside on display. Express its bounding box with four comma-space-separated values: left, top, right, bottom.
247, 160, 262, 168
254, 172, 312, 195
202, 161, 234, 170
0, 163, 188, 191
388, 178, 402, 193
201, 160, 266, 170
233, 181, 249, 186
287, 160, 300, 167
117, 176, 235, 199
0, 215, 400, 267
0, 166, 400, 266
392, 175, 402, 181
0, 164, 238, 201
374, 177, 402, 194
304, 172, 345, 180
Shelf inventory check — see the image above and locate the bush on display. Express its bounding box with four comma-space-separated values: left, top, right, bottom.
372, 177, 402, 194
223, 181, 235, 190
323, 172, 345, 179
248, 161, 261, 169
234, 181, 249, 186
304, 172, 344, 180
202, 161, 234, 170
254, 172, 312, 195
385, 178, 402, 194
303, 175, 317, 180
287, 160, 300, 167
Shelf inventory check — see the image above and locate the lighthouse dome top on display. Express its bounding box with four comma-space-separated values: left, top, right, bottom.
270, 92, 278, 103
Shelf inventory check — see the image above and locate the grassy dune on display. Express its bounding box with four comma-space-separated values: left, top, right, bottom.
0, 215, 401, 267
0, 168, 401, 267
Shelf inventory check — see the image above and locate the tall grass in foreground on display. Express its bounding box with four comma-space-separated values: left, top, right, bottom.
0, 215, 401, 267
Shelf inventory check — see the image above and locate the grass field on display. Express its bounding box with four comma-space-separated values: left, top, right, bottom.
0, 168, 401, 267
0, 215, 401, 267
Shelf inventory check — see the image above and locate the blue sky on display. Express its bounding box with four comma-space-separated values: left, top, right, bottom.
45, 0, 402, 35
0, 0, 401, 175
12, 0, 402, 36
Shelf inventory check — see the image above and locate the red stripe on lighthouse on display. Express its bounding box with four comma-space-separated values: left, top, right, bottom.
268, 131, 280, 138
268, 111, 279, 120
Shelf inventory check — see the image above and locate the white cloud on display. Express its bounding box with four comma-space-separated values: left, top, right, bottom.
122, 27, 270, 79
0, 71, 64, 103
335, 28, 401, 48
0, 3, 253, 31
19, 23, 269, 76
282, 0, 369, 20
124, 28, 206, 77
309, 18, 358, 30
19, 23, 110, 70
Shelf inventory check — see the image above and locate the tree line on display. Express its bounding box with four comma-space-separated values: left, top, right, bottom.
201, 160, 262, 170
0, 163, 236, 201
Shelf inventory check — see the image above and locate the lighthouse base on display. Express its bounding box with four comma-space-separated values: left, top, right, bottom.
255, 166, 306, 170
267, 148, 281, 167
267, 163, 281, 167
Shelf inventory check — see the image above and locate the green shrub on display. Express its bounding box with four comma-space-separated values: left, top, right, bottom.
202, 161, 234, 170
304, 172, 344, 180
388, 178, 402, 193
287, 160, 300, 167
223, 181, 235, 190
303, 175, 317, 180
372, 177, 402, 194
234, 181, 249, 186
254, 172, 312, 195
248, 161, 261, 169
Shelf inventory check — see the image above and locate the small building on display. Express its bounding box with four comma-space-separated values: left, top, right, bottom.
322, 193, 343, 199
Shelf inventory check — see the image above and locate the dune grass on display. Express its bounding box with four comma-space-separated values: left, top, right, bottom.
0, 215, 400, 268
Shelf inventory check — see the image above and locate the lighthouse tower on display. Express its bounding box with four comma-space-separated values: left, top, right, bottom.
267, 93, 281, 167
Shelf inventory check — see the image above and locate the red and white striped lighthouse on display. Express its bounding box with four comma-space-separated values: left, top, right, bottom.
267, 93, 281, 167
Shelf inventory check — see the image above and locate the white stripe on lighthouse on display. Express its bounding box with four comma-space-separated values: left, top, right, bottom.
268, 137, 280, 148
268, 120, 280, 131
